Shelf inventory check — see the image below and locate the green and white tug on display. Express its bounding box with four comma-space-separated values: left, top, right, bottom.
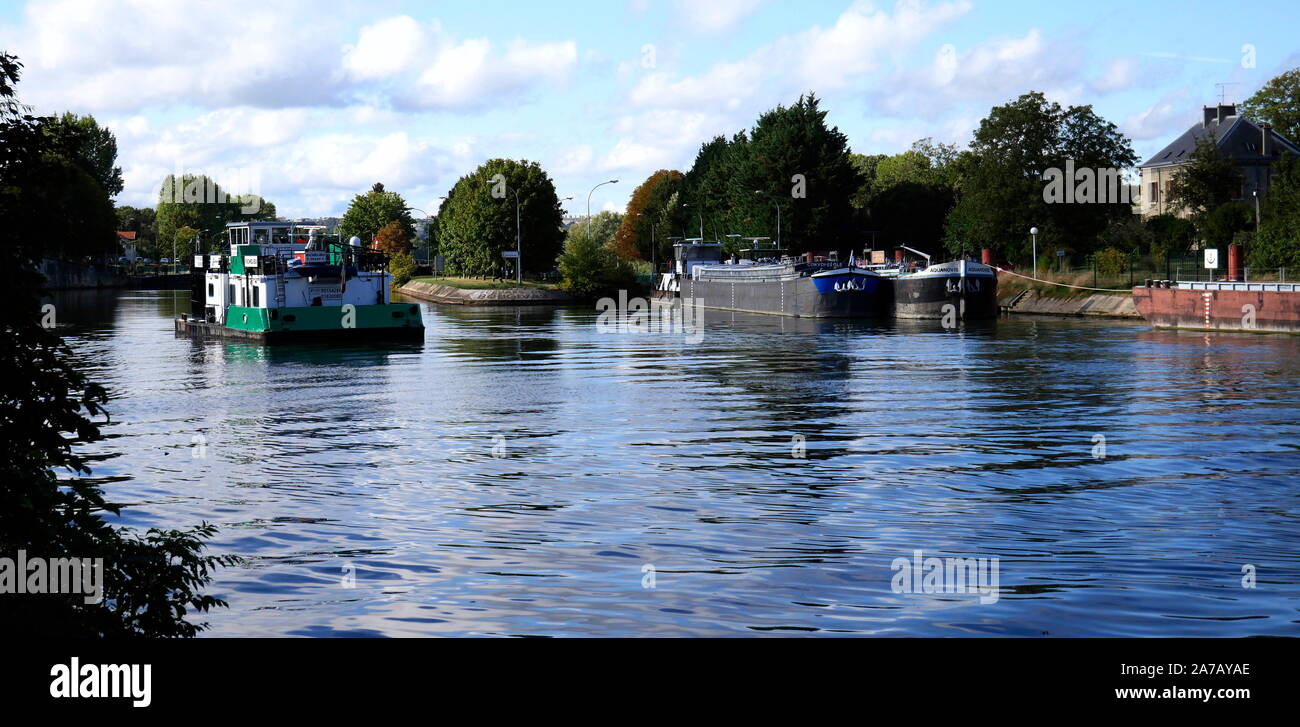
175, 221, 423, 343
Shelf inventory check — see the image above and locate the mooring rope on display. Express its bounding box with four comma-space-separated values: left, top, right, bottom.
994, 266, 1134, 293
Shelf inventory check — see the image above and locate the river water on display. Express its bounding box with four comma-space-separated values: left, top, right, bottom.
51, 288, 1300, 637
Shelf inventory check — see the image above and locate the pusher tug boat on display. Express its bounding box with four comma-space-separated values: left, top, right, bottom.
176, 221, 423, 343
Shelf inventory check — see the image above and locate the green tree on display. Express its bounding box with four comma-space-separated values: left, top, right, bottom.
1167, 136, 1242, 220
1248, 153, 1300, 269
557, 223, 635, 300
437, 159, 565, 276
1241, 67, 1300, 143
744, 94, 862, 255
859, 139, 960, 257
29, 155, 116, 261
1, 52, 233, 637
672, 94, 862, 257
339, 183, 414, 246
578, 210, 623, 247
943, 91, 1137, 262
678, 134, 733, 241
234, 194, 276, 221
43, 111, 123, 198
1145, 214, 1196, 260
849, 152, 887, 210
156, 174, 243, 253
1199, 201, 1253, 249
611, 169, 682, 262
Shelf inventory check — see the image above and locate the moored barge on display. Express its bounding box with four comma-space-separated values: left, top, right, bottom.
886, 259, 999, 320
658, 240, 996, 320
665, 241, 888, 318
1133, 279, 1300, 333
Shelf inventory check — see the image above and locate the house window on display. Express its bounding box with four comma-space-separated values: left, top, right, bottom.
1149, 182, 1159, 204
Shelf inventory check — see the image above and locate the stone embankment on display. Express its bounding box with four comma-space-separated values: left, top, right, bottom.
399, 280, 574, 305
1001, 289, 1139, 318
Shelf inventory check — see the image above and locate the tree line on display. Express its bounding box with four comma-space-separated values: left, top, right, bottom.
2, 51, 234, 636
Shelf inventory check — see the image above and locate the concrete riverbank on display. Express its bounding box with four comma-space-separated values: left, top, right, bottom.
1001, 289, 1139, 318
399, 279, 575, 306
41, 258, 126, 289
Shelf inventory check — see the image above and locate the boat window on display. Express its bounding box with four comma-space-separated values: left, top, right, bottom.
253, 228, 269, 244
228, 284, 235, 304
252, 286, 259, 307
207, 283, 214, 298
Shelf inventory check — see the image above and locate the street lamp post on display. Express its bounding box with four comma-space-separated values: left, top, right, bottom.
636, 212, 658, 271
1030, 226, 1039, 276
407, 205, 437, 265
755, 190, 781, 249
682, 203, 703, 240
513, 190, 521, 283
587, 180, 619, 237
1253, 189, 1260, 234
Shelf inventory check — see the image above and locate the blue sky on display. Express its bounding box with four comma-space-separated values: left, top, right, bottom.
2, 0, 1297, 219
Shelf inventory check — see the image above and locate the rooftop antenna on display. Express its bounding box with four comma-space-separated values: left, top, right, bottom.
1215, 82, 1240, 105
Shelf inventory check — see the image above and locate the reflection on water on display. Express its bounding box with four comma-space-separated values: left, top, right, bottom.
50, 288, 1300, 636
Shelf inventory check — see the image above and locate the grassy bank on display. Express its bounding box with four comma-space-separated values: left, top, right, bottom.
996, 270, 1133, 300
411, 276, 560, 291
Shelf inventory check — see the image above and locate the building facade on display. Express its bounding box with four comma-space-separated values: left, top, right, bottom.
1138, 103, 1300, 218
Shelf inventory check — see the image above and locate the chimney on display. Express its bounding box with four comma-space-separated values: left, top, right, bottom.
1262, 122, 1272, 157
1219, 103, 1236, 122
1203, 106, 1217, 128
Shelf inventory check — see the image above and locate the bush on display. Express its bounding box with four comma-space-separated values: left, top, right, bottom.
1145, 214, 1195, 259
388, 251, 416, 288
557, 227, 635, 300
1200, 202, 1253, 249
1095, 215, 1150, 256
1094, 246, 1128, 276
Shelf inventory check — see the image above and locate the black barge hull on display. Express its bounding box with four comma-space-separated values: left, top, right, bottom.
891, 274, 999, 320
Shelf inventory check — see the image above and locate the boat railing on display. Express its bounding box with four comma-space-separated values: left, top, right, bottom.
1170, 280, 1300, 293
693, 263, 801, 282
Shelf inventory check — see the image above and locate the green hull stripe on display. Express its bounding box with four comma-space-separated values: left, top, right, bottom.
225, 304, 423, 332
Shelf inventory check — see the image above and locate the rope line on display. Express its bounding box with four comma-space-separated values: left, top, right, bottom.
994, 266, 1133, 293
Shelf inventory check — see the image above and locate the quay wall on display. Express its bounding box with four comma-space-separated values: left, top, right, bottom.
1003, 289, 1139, 318
399, 280, 574, 306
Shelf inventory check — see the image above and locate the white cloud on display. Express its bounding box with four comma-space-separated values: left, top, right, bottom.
866, 29, 1088, 118
674, 0, 766, 34
343, 15, 431, 81
629, 0, 971, 113
8, 0, 349, 112
553, 145, 595, 175
629, 60, 762, 110
337, 14, 579, 111
600, 109, 724, 172
1091, 57, 1139, 94
611, 0, 972, 175
1123, 88, 1195, 142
